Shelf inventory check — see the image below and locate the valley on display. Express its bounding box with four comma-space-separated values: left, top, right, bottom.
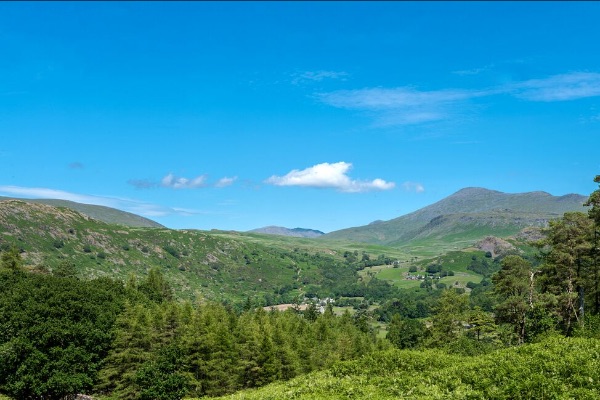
0, 184, 597, 400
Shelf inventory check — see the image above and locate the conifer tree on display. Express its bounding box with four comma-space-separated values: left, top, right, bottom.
97, 302, 156, 399
585, 175, 600, 313
492, 255, 533, 344
538, 212, 593, 334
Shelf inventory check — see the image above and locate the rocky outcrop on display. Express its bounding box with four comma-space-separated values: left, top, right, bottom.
475, 236, 517, 258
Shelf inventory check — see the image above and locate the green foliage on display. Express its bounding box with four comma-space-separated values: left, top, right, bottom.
427, 289, 469, 346
208, 336, 600, 400
467, 254, 499, 277
137, 268, 174, 303
492, 255, 533, 344
0, 247, 22, 271
53, 260, 78, 278
537, 212, 594, 335
386, 314, 426, 349
0, 271, 125, 399
134, 345, 189, 400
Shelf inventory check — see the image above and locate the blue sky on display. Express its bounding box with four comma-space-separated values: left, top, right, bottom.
1, 1, 599, 233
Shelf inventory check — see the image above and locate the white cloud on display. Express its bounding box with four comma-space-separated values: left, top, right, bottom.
509, 72, 600, 102
215, 176, 237, 188
318, 71, 600, 126
265, 162, 395, 193
129, 173, 236, 189
0, 185, 198, 218
319, 87, 487, 125
160, 173, 207, 189
402, 181, 425, 193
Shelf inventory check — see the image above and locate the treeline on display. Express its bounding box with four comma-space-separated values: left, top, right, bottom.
0, 259, 384, 400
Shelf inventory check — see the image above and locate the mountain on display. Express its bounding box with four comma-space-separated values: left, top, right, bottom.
322, 187, 588, 251
0, 196, 163, 228
249, 226, 325, 238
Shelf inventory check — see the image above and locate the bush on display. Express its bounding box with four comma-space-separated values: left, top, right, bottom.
426, 264, 442, 274
163, 245, 180, 259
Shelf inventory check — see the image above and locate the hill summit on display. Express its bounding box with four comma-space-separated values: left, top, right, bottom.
0, 196, 163, 228
322, 187, 588, 249
249, 226, 325, 238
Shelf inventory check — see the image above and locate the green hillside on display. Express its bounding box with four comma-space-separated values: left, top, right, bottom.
0, 196, 163, 228
322, 188, 587, 253
0, 200, 392, 304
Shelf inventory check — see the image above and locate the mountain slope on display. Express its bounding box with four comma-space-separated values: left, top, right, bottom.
0, 196, 163, 228
322, 187, 588, 249
248, 226, 325, 238
0, 200, 358, 303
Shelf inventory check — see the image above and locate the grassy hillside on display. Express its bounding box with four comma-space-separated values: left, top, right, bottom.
207, 336, 600, 399
1, 199, 536, 304
322, 188, 587, 253
0, 200, 397, 304
0, 196, 163, 228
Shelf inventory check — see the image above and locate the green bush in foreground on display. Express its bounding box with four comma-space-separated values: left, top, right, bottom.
207, 336, 600, 400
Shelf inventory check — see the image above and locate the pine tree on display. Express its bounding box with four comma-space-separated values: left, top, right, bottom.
538, 212, 593, 334
97, 302, 156, 399
492, 255, 533, 344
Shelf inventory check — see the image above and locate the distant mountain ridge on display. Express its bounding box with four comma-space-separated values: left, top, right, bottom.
322, 187, 588, 248
0, 197, 163, 228
249, 226, 325, 238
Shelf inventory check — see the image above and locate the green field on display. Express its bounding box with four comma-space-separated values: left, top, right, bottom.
358, 249, 486, 290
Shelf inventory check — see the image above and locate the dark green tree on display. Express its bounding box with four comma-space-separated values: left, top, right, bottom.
138, 268, 173, 303
585, 175, 600, 313
133, 344, 189, 400
492, 255, 533, 344
386, 314, 426, 349
0, 272, 124, 399
428, 289, 469, 346
538, 212, 593, 335
1, 246, 22, 271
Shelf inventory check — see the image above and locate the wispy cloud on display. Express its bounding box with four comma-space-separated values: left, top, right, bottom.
402, 181, 425, 193
0, 185, 199, 217
215, 176, 237, 188
318, 71, 600, 126
508, 72, 600, 102
452, 63, 495, 76
265, 162, 395, 193
318, 87, 488, 126
161, 173, 207, 189
128, 173, 236, 189
291, 70, 349, 85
